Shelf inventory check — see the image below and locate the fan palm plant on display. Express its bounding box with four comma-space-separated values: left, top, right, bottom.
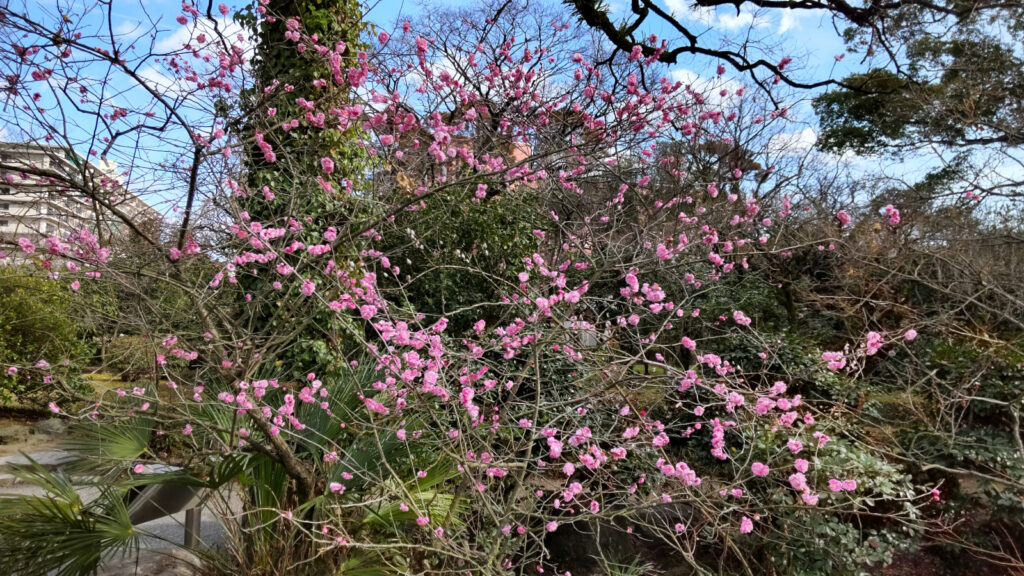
0, 458, 139, 576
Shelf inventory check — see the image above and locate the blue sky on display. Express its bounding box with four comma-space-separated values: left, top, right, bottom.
6, 0, 975, 211
112, 0, 865, 153
14, 0, 860, 148
364, 0, 862, 161
105, 0, 858, 80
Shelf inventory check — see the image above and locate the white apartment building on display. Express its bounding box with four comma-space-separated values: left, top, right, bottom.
0, 143, 160, 242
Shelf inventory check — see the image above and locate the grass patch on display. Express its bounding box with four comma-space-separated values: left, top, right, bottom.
82, 371, 131, 398
629, 363, 667, 375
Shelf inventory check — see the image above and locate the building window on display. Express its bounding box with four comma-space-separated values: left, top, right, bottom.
0, 203, 8, 213
0, 187, 10, 195
0, 220, 8, 228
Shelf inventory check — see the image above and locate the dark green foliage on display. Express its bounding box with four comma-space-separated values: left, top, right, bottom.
241, 0, 369, 197
892, 339, 1024, 519
814, 70, 919, 155
378, 186, 542, 333
104, 335, 164, 382
0, 266, 90, 404
816, 21, 1024, 155
234, 0, 372, 384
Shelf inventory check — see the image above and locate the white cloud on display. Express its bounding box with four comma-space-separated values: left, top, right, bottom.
717, 11, 757, 31
154, 24, 193, 54
777, 10, 797, 34
137, 65, 189, 99
670, 68, 745, 107
115, 20, 137, 36
665, 0, 766, 30
153, 17, 250, 55
665, 0, 716, 26
670, 68, 700, 86
767, 127, 818, 155
607, 0, 630, 15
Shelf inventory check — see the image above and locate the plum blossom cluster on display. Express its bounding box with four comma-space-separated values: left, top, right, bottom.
0, 3, 938, 573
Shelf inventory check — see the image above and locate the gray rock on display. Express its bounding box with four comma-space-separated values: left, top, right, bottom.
0, 424, 30, 444
0, 449, 78, 470
33, 418, 67, 435
98, 549, 201, 576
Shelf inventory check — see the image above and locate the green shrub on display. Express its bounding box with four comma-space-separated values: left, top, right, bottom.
0, 267, 89, 404
104, 335, 172, 382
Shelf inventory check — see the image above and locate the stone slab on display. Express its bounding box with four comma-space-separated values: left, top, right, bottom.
0, 449, 79, 470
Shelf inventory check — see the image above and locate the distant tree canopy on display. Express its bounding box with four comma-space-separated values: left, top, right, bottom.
814, 33, 1024, 156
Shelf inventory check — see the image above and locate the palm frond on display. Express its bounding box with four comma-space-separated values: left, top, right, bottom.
62, 417, 154, 474
336, 552, 404, 576
604, 558, 657, 576
295, 361, 384, 459
363, 487, 469, 530
410, 458, 460, 492
339, 449, 464, 530
0, 458, 139, 576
